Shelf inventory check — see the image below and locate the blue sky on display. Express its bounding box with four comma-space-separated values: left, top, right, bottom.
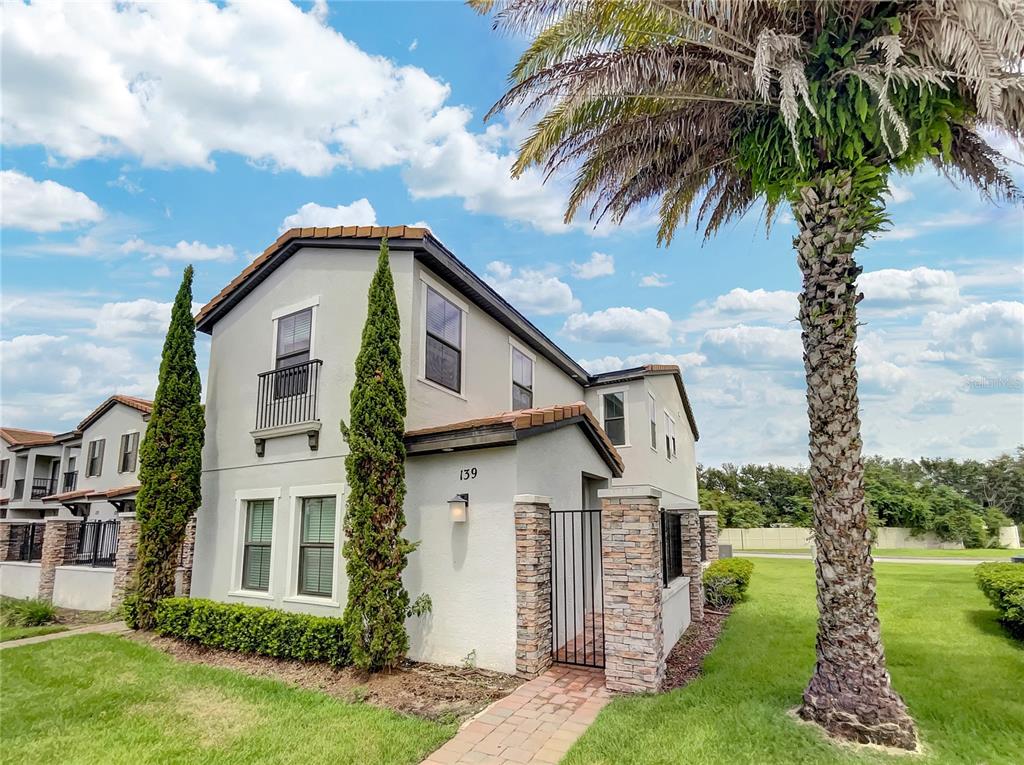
1, 0, 1022, 466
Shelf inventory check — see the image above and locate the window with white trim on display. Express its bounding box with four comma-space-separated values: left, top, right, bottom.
86, 439, 105, 477
274, 308, 313, 399
664, 413, 677, 460
298, 496, 336, 597
118, 432, 139, 473
511, 346, 534, 409
242, 499, 274, 591
425, 287, 463, 392
648, 393, 657, 451
602, 392, 626, 446
0, 459, 8, 488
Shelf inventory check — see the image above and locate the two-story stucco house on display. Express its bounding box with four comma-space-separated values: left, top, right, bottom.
191, 226, 705, 676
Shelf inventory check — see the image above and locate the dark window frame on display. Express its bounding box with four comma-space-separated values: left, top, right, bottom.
424, 286, 463, 393
297, 496, 336, 598
602, 391, 626, 446
118, 432, 139, 473
86, 439, 105, 478
511, 346, 534, 410
0, 458, 7, 489
241, 499, 274, 592
661, 512, 683, 586
274, 308, 313, 399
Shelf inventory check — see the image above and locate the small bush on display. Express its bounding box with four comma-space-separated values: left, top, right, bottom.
703, 558, 755, 608
122, 594, 140, 629
975, 563, 1024, 639
153, 598, 350, 666
0, 597, 57, 627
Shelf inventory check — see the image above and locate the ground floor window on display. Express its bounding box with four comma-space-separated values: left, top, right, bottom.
661, 512, 682, 585
242, 499, 274, 591
298, 496, 336, 597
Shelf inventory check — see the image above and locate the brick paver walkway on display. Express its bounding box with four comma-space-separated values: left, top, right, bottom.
422, 665, 609, 765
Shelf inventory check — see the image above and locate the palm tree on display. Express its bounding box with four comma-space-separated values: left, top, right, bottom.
472, 0, 1022, 750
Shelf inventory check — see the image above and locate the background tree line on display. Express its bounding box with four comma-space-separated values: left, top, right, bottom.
700, 447, 1023, 548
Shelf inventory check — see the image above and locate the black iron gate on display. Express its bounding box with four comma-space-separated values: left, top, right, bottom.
550, 508, 604, 668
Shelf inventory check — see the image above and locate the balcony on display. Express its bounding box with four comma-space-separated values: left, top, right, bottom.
63, 471, 78, 492
30, 477, 57, 500
252, 359, 323, 454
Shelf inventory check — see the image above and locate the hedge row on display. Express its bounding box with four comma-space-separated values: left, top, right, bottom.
703, 558, 754, 607
975, 562, 1024, 640
142, 597, 351, 666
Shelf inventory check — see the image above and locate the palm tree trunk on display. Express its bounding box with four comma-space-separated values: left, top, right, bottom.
792, 173, 917, 750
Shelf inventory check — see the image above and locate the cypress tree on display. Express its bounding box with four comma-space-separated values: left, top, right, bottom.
341, 238, 419, 671
130, 265, 205, 630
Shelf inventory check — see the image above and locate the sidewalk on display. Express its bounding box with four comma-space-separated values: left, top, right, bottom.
741, 552, 992, 565
0, 620, 129, 651
422, 665, 609, 765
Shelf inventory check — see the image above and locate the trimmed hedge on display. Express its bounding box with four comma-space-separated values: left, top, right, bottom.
975, 562, 1024, 640
703, 558, 755, 608
150, 598, 351, 666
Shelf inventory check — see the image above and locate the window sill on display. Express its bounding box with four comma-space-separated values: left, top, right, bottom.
284, 594, 340, 608
662, 575, 690, 598
417, 375, 467, 401
251, 421, 322, 440
228, 589, 275, 601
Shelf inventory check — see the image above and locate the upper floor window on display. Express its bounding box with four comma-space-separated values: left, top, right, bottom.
0, 458, 8, 488
298, 496, 336, 598
511, 346, 534, 410
602, 392, 626, 446
119, 432, 140, 473
664, 414, 677, 460
242, 499, 274, 592
648, 393, 658, 451
276, 308, 312, 369
425, 287, 463, 393
86, 439, 105, 477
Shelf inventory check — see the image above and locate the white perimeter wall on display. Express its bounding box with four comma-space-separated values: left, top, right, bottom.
52, 566, 114, 610
0, 562, 41, 599
662, 576, 691, 651
720, 526, 1022, 550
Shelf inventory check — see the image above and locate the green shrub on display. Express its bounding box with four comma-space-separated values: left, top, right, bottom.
703, 558, 755, 608
153, 598, 350, 666
0, 597, 57, 627
122, 594, 140, 629
975, 563, 1024, 639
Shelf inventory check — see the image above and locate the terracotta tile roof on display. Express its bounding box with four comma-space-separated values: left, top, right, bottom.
102, 484, 141, 499
77, 394, 153, 431
0, 427, 58, 447
42, 488, 99, 503
406, 401, 624, 475
195, 226, 429, 327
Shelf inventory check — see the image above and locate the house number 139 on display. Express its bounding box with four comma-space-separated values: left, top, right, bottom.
459, 468, 478, 480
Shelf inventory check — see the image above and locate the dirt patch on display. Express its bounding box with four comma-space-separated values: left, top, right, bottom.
662, 605, 731, 692
130, 632, 523, 722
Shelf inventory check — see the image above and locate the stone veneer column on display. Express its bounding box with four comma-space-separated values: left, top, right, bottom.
0, 522, 14, 561
699, 510, 720, 564
37, 519, 81, 601
177, 514, 198, 597
111, 511, 141, 607
680, 510, 704, 623
599, 486, 665, 693
514, 494, 553, 678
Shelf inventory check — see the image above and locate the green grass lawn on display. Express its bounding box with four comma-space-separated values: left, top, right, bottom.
743, 547, 1020, 559
0, 634, 452, 765
0, 625, 68, 642
567, 558, 1023, 765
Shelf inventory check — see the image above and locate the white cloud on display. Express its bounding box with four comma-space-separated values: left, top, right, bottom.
279, 198, 377, 232
92, 299, 175, 340
570, 252, 614, 280
152, 264, 172, 278
860, 267, 961, 313
408, 38, 418, 52
484, 261, 581, 316
639, 273, 672, 288
120, 237, 235, 262
698, 325, 802, 369
563, 307, 674, 346
927, 301, 1024, 359
579, 352, 706, 375
0, 170, 103, 232
885, 183, 914, 204
107, 174, 143, 195
877, 211, 988, 241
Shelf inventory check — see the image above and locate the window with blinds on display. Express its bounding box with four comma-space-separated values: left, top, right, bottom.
87, 439, 105, 477
276, 309, 312, 368
425, 287, 462, 392
512, 347, 533, 409
242, 499, 274, 591
602, 392, 625, 445
118, 432, 139, 473
298, 496, 335, 597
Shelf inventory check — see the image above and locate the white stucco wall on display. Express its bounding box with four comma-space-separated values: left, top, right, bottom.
719, 526, 1022, 550
662, 576, 692, 652
0, 562, 41, 599
52, 566, 114, 610
74, 402, 148, 521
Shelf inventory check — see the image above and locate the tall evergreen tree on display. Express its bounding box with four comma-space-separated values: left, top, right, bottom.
131, 265, 205, 630
341, 239, 417, 671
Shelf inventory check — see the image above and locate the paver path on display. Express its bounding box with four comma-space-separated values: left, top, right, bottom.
422, 665, 609, 765
742, 552, 996, 565
0, 620, 129, 650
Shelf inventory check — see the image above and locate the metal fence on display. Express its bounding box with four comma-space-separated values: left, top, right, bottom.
550, 508, 605, 668
7, 523, 44, 562
73, 520, 120, 568
255, 359, 323, 430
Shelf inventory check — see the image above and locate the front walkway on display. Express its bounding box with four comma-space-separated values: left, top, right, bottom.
742, 552, 996, 565
422, 665, 609, 765
0, 620, 129, 651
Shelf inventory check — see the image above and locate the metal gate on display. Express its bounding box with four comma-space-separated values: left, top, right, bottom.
550, 509, 604, 668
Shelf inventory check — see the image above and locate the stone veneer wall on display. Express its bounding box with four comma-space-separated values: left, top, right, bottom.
38, 519, 81, 601
699, 511, 720, 564
514, 495, 553, 678
178, 514, 198, 597
680, 510, 704, 623
0, 522, 15, 561
111, 512, 141, 607
600, 488, 664, 693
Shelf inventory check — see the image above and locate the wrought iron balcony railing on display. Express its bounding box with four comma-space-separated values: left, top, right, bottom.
254, 359, 323, 431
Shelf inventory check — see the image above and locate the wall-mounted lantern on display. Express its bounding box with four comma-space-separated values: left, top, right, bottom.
448, 493, 469, 523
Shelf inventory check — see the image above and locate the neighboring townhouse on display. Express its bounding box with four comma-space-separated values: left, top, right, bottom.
0, 427, 64, 519
191, 226, 710, 683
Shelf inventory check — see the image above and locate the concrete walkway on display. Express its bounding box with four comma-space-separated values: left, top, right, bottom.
0, 620, 129, 650
422, 665, 609, 765
741, 552, 996, 565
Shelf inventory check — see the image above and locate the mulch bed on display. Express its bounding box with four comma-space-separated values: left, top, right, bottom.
662, 605, 732, 692
128, 632, 523, 722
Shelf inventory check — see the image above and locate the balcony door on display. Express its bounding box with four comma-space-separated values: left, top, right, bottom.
274, 308, 312, 399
